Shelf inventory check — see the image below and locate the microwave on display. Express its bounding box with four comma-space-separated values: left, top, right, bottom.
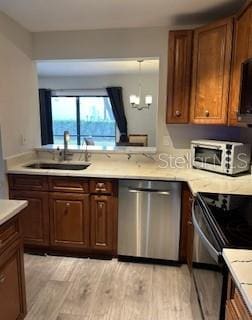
191, 139, 251, 175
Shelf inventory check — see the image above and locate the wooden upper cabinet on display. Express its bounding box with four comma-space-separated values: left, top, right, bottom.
229, 2, 252, 125
190, 17, 233, 124
166, 30, 193, 123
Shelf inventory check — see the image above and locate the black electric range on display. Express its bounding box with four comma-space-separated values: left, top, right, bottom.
197, 192, 252, 250
191, 192, 252, 320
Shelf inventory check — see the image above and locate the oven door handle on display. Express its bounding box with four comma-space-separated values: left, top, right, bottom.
192, 201, 221, 263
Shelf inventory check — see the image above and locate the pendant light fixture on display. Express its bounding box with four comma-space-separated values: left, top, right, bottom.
130, 59, 153, 110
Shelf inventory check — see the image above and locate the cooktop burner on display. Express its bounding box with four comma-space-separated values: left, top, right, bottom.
197, 192, 252, 249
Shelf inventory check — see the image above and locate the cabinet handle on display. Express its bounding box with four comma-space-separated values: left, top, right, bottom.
205, 110, 210, 117
0, 274, 6, 284
175, 110, 181, 117
95, 183, 106, 192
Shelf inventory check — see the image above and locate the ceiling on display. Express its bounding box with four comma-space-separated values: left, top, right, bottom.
0, 0, 244, 32
36, 59, 160, 77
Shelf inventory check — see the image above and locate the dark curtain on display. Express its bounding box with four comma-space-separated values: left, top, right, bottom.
39, 89, 53, 145
106, 87, 128, 142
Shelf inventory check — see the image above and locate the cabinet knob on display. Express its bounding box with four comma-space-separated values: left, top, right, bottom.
175, 110, 181, 117
205, 110, 210, 117
95, 182, 106, 192
66, 203, 70, 207
0, 274, 6, 284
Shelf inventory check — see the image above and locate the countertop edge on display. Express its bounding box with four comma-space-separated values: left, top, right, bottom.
223, 249, 252, 315
0, 200, 28, 226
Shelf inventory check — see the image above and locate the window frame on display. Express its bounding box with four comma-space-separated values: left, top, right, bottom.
51, 94, 116, 146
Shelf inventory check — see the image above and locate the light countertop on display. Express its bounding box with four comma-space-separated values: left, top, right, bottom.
223, 249, 252, 314
6, 157, 252, 196
0, 199, 28, 226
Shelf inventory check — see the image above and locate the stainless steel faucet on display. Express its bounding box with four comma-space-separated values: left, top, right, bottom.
63, 131, 73, 161
85, 143, 91, 162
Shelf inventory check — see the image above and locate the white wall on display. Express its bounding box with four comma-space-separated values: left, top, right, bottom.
38, 73, 159, 146
0, 11, 41, 158
32, 27, 246, 155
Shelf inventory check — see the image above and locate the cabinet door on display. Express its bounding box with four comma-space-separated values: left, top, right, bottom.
179, 184, 193, 264
229, 3, 252, 125
9, 190, 49, 246
90, 195, 116, 252
190, 17, 233, 124
50, 193, 89, 248
166, 30, 193, 123
0, 241, 26, 320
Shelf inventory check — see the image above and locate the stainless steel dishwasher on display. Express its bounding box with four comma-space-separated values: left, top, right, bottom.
118, 180, 181, 262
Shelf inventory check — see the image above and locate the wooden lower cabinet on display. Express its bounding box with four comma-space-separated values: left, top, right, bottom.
179, 183, 194, 266
0, 219, 26, 320
90, 195, 116, 252
9, 190, 49, 246
225, 274, 252, 319
49, 193, 90, 249
8, 174, 118, 257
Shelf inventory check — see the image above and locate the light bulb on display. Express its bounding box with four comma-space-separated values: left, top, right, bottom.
135, 96, 140, 105
130, 95, 136, 104
145, 95, 152, 106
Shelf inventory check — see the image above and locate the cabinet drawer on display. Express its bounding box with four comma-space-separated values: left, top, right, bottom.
49, 177, 89, 193
0, 217, 21, 254
90, 180, 114, 194
8, 174, 48, 191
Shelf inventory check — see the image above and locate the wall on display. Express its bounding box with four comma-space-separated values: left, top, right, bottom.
0, 11, 41, 158
32, 27, 245, 155
38, 73, 159, 146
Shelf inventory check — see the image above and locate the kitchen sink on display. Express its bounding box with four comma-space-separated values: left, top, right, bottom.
25, 163, 91, 170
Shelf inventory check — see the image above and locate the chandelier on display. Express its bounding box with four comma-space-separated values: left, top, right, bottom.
129, 59, 153, 110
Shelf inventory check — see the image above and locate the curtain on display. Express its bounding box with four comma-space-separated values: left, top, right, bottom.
106, 87, 128, 142
39, 89, 53, 145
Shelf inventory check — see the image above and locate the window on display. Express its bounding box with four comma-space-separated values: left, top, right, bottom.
51, 96, 116, 146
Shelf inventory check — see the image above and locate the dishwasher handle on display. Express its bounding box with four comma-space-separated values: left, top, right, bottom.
128, 187, 170, 195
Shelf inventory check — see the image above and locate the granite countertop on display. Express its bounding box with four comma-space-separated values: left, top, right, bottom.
0, 199, 28, 226
223, 249, 252, 314
7, 158, 252, 196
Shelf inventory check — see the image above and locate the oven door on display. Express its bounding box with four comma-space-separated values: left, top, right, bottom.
192, 200, 225, 320
192, 144, 225, 174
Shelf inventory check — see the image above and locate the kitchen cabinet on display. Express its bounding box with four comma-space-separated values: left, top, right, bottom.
225, 274, 252, 319
179, 183, 194, 266
50, 193, 90, 249
190, 17, 233, 124
0, 217, 26, 320
9, 190, 50, 246
166, 30, 193, 123
8, 174, 118, 257
228, 2, 252, 125
90, 195, 116, 253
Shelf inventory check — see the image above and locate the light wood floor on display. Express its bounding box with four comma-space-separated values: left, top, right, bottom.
24, 254, 195, 320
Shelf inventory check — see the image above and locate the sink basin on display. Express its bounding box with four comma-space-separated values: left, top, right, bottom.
25, 163, 90, 170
